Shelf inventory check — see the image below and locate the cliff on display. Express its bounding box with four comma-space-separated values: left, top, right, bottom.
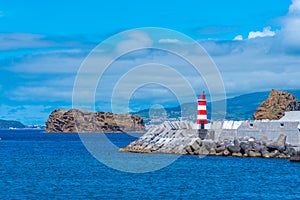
253, 89, 300, 120
45, 109, 145, 133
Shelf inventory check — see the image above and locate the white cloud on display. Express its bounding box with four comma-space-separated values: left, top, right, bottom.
233, 27, 276, 41
1, 34, 90, 74
232, 0, 300, 52
199, 32, 300, 94
0, 33, 50, 50
282, 18, 300, 43
280, 0, 300, 52
233, 35, 243, 41
10, 86, 73, 102
248, 26, 276, 39
158, 38, 180, 43
5, 34, 300, 123
7, 53, 83, 74
2, 0, 300, 124
289, 0, 300, 14
0, 33, 94, 51
116, 31, 153, 54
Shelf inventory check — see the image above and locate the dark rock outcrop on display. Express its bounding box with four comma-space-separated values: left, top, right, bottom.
45, 108, 145, 133
253, 89, 300, 120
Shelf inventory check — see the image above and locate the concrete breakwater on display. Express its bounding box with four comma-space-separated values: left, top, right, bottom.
119, 121, 299, 159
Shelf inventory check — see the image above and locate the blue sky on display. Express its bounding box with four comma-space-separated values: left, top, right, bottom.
1, 0, 300, 124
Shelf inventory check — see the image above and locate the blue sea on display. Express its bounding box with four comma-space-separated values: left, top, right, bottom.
0, 130, 300, 199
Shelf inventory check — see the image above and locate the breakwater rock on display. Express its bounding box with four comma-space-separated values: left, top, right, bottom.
46, 109, 145, 133
254, 89, 300, 120
119, 121, 298, 159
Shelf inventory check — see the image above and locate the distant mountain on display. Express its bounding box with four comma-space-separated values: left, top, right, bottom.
0, 119, 25, 129
224, 91, 269, 120
133, 89, 300, 121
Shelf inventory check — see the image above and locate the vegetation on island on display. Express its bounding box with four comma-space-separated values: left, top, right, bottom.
134, 89, 300, 121
0, 119, 25, 129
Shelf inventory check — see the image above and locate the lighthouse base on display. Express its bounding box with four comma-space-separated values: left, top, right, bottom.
198, 129, 215, 140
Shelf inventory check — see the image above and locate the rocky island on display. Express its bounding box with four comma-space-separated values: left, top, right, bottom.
254, 89, 300, 120
46, 108, 145, 133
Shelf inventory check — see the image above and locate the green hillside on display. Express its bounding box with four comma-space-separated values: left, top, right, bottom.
0, 119, 25, 129
133, 89, 300, 121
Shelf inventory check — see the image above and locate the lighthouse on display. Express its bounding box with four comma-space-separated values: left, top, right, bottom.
197, 91, 208, 129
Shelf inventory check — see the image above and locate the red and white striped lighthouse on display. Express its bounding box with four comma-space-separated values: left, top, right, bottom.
197, 91, 207, 129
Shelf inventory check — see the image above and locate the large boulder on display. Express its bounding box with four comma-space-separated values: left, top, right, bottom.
253, 89, 300, 120
265, 150, 280, 158
202, 140, 216, 152
254, 144, 267, 153
248, 151, 261, 157
240, 141, 253, 154
266, 134, 287, 152
227, 139, 241, 153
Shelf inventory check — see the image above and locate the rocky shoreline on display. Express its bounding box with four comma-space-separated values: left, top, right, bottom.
119, 121, 298, 159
